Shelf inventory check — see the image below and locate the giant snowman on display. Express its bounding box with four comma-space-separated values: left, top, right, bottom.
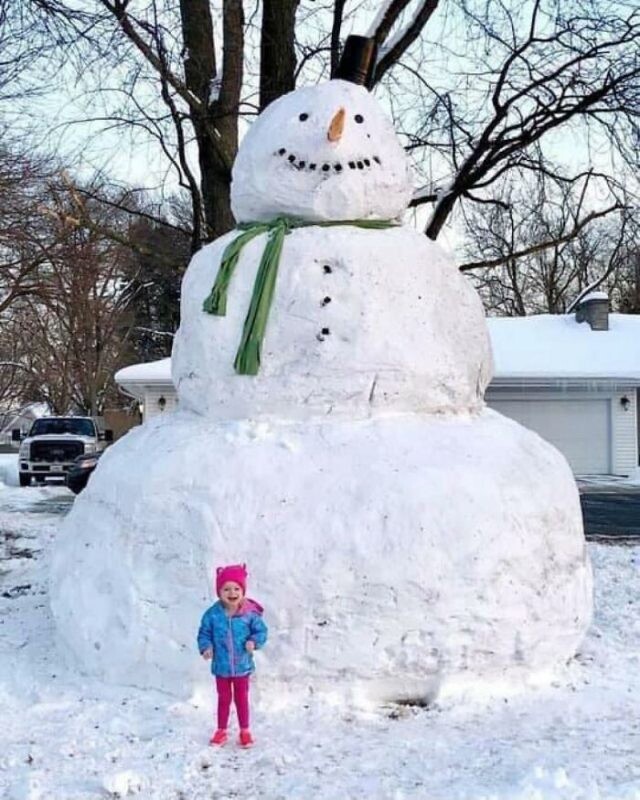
51, 38, 592, 704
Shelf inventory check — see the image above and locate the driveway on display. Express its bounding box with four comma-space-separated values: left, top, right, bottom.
0, 480, 72, 596
578, 477, 640, 541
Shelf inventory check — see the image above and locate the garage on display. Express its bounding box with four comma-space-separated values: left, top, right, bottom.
489, 398, 611, 474
485, 305, 640, 477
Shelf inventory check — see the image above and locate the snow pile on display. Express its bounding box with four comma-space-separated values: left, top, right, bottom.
491, 766, 610, 800
0, 453, 18, 487
101, 770, 147, 797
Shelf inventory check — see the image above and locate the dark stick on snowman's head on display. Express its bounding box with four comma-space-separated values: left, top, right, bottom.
335, 36, 378, 89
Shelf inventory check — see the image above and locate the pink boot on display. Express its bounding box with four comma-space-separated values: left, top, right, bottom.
209, 729, 228, 746
238, 729, 254, 748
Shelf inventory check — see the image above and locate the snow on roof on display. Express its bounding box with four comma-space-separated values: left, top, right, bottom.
115, 358, 172, 385
114, 313, 640, 387
577, 291, 609, 303
488, 313, 640, 381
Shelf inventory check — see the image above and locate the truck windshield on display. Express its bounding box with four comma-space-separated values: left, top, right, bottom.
29, 418, 96, 437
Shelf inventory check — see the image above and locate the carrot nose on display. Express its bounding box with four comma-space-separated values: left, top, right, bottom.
327, 107, 346, 142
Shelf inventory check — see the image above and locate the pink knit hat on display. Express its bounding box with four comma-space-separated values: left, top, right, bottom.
215, 563, 248, 595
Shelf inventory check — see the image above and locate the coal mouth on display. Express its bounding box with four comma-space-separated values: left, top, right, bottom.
275, 147, 382, 174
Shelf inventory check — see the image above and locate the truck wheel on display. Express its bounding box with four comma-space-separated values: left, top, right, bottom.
19, 473, 31, 487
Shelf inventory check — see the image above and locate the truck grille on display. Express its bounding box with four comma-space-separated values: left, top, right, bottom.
31, 440, 84, 462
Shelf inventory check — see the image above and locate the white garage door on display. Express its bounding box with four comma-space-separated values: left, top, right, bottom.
489, 398, 611, 474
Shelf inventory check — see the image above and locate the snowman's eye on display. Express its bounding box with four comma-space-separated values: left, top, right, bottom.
354, 114, 364, 123
299, 113, 309, 121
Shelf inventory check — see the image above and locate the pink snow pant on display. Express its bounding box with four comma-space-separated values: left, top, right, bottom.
215, 676, 250, 730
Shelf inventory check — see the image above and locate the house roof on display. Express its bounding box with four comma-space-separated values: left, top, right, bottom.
115, 313, 640, 391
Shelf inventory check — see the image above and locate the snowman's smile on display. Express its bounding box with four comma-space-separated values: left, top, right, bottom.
275, 147, 382, 175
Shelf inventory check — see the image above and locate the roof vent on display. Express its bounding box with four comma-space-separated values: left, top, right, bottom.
574, 291, 609, 331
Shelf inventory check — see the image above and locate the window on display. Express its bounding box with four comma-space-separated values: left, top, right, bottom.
30, 418, 96, 437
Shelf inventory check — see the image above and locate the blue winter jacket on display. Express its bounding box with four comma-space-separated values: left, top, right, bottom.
197, 599, 268, 678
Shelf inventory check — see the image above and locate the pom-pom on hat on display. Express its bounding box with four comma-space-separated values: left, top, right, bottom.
216, 563, 248, 595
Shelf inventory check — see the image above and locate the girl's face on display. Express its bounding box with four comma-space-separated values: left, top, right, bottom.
219, 581, 244, 608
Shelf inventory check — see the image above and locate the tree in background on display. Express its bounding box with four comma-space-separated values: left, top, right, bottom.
0, 145, 187, 414
0, 146, 62, 315
8, 175, 135, 414
0, 322, 34, 411
616, 252, 640, 314
12, 0, 635, 271
122, 215, 191, 363
463, 168, 637, 315
0, 0, 636, 343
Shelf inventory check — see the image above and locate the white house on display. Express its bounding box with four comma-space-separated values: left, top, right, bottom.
116, 358, 176, 420
115, 295, 640, 477
0, 403, 49, 446
486, 298, 640, 476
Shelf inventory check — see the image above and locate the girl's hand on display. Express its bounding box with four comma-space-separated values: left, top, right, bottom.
202, 647, 213, 660
245, 640, 255, 653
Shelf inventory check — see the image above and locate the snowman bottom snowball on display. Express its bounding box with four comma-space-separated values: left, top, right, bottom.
50, 409, 592, 701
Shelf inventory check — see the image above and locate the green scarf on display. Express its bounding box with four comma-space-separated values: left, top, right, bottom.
202, 216, 397, 375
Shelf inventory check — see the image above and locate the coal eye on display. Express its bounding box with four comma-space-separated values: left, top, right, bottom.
354, 114, 364, 123
299, 112, 309, 121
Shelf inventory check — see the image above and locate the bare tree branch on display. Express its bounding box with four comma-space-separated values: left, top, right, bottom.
373, 1, 440, 84
461, 204, 621, 272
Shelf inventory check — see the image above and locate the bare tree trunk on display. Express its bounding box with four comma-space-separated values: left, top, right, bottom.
259, 0, 299, 111
179, 0, 243, 240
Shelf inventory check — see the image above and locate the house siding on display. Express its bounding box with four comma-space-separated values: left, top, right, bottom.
144, 387, 178, 420
611, 389, 638, 475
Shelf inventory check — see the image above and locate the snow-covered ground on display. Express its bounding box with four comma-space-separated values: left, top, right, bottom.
1, 455, 639, 800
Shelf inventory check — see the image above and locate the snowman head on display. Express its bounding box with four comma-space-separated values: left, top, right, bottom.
231, 79, 413, 223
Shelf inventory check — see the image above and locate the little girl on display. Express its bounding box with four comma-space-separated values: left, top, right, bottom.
197, 563, 268, 748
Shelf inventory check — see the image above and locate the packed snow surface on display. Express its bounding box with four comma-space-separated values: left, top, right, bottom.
1, 476, 638, 799
51, 409, 591, 700
172, 226, 492, 418
231, 80, 413, 223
